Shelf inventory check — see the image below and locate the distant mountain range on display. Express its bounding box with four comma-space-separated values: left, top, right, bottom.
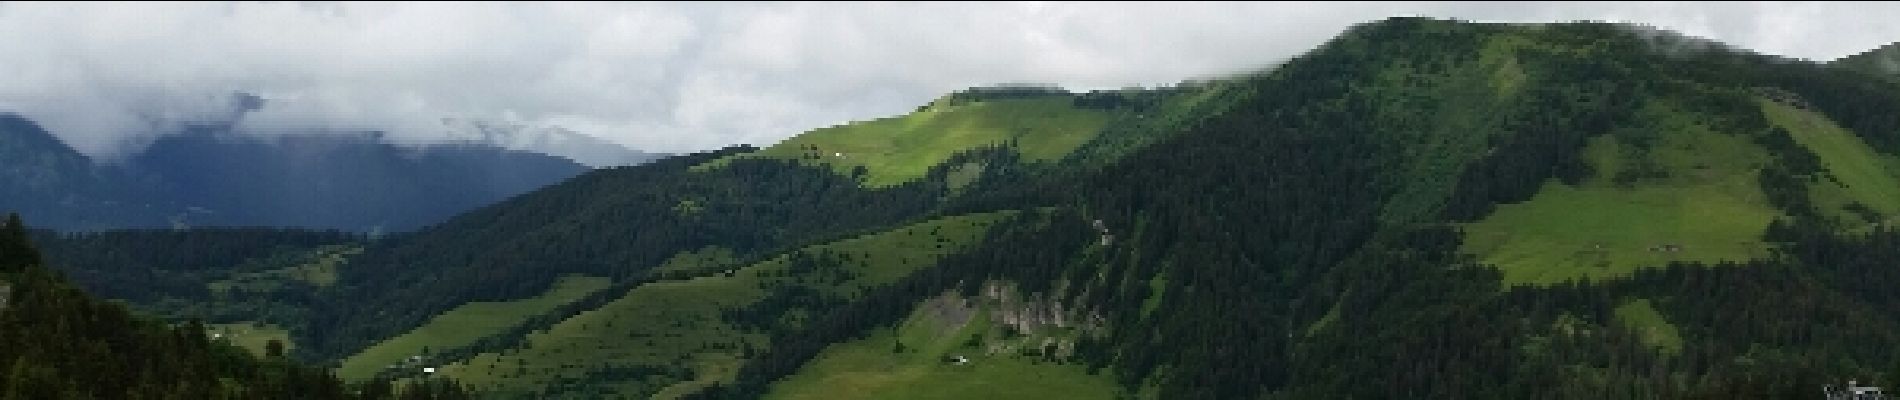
437, 118, 664, 168
0, 112, 654, 232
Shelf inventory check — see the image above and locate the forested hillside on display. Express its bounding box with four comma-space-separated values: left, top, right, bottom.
32, 228, 365, 340
700, 18, 1900, 398
14, 17, 1900, 399
0, 214, 472, 399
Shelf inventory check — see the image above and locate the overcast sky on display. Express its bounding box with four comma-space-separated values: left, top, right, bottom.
2, 1, 1897, 161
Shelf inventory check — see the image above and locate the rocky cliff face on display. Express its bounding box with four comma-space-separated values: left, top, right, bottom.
982, 280, 1078, 331
976, 280, 1106, 358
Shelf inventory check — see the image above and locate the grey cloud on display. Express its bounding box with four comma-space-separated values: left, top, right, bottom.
1, 2, 1895, 161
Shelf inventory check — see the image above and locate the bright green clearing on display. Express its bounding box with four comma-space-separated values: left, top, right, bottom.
764, 294, 1119, 400
702, 97, 1111, 187
1137, 273, 1167, 319
1462, 101, 1779, 286
208, 245, 358, 294
208, 322, 294, 357
1612, 299, 1683, 354
1758, 98, 1900, 222
650, 246, 741, 277
438, 212, 1016, 397
335, 275, 610, 381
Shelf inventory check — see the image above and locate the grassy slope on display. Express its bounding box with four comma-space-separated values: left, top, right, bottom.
1758, 98, 1900, 222
336, 275, 610, 381
702, 97, 1111, 187
763, 293, 1119, 400
209, 322, 295, 357
1612, 299, 1683, 354
1462, 100, 1779, 286
437, 212, 1016, 397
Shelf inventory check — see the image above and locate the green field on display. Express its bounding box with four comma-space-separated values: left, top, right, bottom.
336, 275, 610, 381
1462, 101, 1779, 285
438, 212, 1016, 397
209, 322, 295, 357
1612, 299, 1683, 354
764, 293, 1120, 400
703, 97, 1111, 187
1758, 98, 1900, 223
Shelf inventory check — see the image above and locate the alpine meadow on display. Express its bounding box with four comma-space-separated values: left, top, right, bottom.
5, 10, 1900, 400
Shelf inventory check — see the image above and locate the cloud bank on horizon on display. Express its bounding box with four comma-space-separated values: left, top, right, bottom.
1, 1, 1895, 160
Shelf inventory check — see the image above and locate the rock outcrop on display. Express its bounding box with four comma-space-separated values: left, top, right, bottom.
976, 280, 1106, 358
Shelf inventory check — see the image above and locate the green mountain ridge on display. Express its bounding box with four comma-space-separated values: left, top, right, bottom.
1837, 42, 1900, 78
16, 17, 1900, 399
